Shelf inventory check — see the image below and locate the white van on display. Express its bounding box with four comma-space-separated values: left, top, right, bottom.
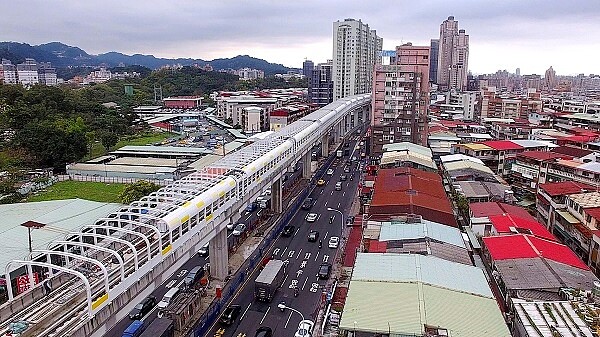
157, 287, 180, 310
335, 182, 343, 190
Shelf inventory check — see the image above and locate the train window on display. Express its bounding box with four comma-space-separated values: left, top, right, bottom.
191, 214, 198, 228
219, 196, 225, 207
172, 227, 180, 241
182, 220, 189, 235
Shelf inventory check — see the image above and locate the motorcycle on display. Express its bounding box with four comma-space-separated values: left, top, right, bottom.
329, 216, 334, 224
279, 301, 286, 312
318, 240, 323, 249
294, 287, 299, 297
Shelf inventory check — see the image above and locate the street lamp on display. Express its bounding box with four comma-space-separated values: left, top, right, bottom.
277, 303, 305, 321
327, 207, 344, 237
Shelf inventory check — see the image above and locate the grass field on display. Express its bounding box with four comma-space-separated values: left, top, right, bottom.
83, 132, 178, 161
27, 181, 126, 203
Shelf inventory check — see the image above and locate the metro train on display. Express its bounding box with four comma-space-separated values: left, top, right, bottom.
98, 95, 367, 255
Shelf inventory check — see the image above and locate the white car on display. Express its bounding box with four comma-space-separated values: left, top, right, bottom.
328, 236, 340, 249
232, 223, 247, 236
306, 213, 318, 222
226, 223, 235, 230
295, 319, 315, 337
326, 169, 334, 175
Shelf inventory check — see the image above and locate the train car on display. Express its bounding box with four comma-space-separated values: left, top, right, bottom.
138, 318, 174, 337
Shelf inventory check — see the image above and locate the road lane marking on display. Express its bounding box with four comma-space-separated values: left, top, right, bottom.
330, 191, 334, 195
342, 191, 345, 197
294, 227, 300, 236
324, 231, 329, 240
165, 279, 176, 288
245, 214, 252, 221
338, 202, 341, 208
302, 276, 309, 290
323, 255, 330, 263
281, 247, 288, 256
304, 252, 311, 260
227, 232, 234, 238
240, 303, 252, 321
285, 311, 293, 328
324, 201, 328, 206
273, 248, 281, 256
282, 274, 288, 285
260, 306, 270, 324
314, 251, 320, 261
288, 250, 295, 258
320, 189, 323, 194
296, 248, 303, 259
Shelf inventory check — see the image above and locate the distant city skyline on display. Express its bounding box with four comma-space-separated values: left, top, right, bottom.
1, 0, 599, 75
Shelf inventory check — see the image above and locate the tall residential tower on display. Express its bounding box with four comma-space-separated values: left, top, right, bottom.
332, 18, 382, 100
437, 16, 469, 91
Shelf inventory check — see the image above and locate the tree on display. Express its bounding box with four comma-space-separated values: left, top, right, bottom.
119, 180, 161, 204
100, 131, 118, 151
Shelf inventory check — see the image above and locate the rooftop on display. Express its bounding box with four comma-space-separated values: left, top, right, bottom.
481, 140, 523, 151
340, 253, 511, 337
483, 234, 589, 270
470, 201, 536, 221
517, 150, 571, 162
552, 145, 594, 158
539, 181, 597, 196
569, 191, 600, 208
0, 199, 123, 273
488, 214, 555, 241
381, 142, 433, 158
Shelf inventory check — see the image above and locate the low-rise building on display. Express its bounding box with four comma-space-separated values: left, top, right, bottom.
509, 151, 572, 196
368, 167, 457, 227
469, 201, 537, 235
163, 96, 203, 109
339, 253, 511, 337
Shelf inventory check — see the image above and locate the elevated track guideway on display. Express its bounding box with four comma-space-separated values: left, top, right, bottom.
0, 94, 370, 337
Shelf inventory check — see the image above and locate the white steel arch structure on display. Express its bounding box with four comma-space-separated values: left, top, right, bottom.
1, 94, 370, 331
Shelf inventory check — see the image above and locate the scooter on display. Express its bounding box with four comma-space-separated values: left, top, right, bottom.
279, 301, 286, 312
329, 216, 334, 224
294, 287, 299, 297
318, 240, 323, 249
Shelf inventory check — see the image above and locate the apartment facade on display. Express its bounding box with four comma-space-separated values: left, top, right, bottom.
308, 60, 333, 107
479, 87, 542, 120
370, 44, 430, 156
0, 59, 18, 84
436, 16, 469, 91
16, 58, 39, 86
332, 18, 382, 100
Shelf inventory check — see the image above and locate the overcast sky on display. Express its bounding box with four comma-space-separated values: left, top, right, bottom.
2, 0, 599, 75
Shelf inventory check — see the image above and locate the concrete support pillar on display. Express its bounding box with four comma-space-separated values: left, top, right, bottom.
302, 152, 311, 179
271, 178, 282, 214
209, 228, 228, 280
321, 134, 329, 156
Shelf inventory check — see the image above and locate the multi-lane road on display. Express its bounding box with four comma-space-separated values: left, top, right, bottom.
207, 139, 362, 337
104, 135, 363, 337
103, 157, 307, 337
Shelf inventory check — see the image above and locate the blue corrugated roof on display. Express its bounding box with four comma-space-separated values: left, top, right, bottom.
378, 220, 466, 248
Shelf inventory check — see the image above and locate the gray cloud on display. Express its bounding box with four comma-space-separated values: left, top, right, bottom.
1, 0, 599, 74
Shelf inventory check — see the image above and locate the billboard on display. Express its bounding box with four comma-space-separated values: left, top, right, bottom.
16, 273, 40, 294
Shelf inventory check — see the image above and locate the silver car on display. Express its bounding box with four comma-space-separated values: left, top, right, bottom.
232, 223, 247, 236
306, 213, 318, 222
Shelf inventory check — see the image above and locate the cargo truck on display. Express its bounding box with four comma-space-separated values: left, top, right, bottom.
254, 259, 286, 302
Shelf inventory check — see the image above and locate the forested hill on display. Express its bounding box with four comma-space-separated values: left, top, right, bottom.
0, 41, 296, 75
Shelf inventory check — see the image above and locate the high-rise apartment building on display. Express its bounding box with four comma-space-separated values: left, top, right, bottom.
308, 60, 334, 107
332, 18, 382, 100
437, 16, 469, 91
17, 58, 39, 86
0, 59, 18, 84
371, 43, 430, 158
38, 62, 57, 86
429, 39, 439, 84
302, 60, 314, 78
544, 66, 557, 90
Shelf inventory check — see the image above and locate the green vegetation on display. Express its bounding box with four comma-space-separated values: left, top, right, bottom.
114, 132, 177, 149
119, 180, 161, 204
27, 181, 126, 203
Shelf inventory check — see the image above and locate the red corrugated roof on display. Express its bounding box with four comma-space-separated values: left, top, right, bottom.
539, 181, 596, 196
481, 140, 523, 151
488, 214, 555, 241
585, 207, 600, 222
343, 225, 362, 267
469, 202, 536, 221
366, 239, 388, 253
517, 151, 571, 161
552, 146, 593, 158
527, 236, 589, 270
483, 235, 538, 260
558, 135, 596, 143
484, 234, 590, 270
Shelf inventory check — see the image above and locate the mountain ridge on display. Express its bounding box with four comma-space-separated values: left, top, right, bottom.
0, 41, 296, 75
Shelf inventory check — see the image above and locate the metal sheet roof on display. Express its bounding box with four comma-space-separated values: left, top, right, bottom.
340, 278, 510, 337
511, 139, 559, 148
439, 154, 484, 165
351, 253, 493, 297
0, 199, 123, 272
380, 151, 436, 169
378, 221, 466, 248
113, 145, 211, 155
381, 142, 433, 157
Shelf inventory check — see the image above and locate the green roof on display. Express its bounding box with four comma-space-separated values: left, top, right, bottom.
340, 281, 511, 337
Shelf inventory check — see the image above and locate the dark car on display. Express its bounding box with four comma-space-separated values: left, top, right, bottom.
128, 295, 156, 320
301, 198, 314, 210
346, 216, 355, 226
219, 304, 242, 325
282, 225, 296, 237
317, 263, 332, 279
255, 327, 273, 337
308, 230, 319, 242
